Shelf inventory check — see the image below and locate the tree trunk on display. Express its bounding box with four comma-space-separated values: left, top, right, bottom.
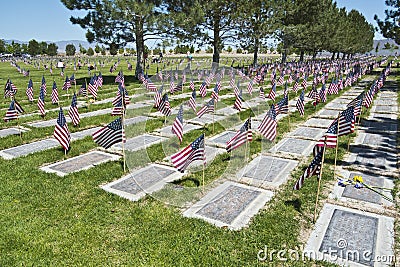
312, 51, 317, 60
253, 38, 259, 66
135, 18, 144, 77
342, 53, 346, 60
299, 51, 305, 62
331, 52, 335, 60
212, 14, 221, 64
281, 49, 287, 64
336, 53, 340, 60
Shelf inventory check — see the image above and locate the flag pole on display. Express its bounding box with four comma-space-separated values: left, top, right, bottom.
333, 113, 341, 179
122, 90, 126, 173
313, 136, 327, 223
202, 132, 206, 194
287, 93, 290, 131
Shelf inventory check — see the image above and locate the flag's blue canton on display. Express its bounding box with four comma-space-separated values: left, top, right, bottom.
57, 108, 66, 126
342, 106, 354, 122
108, 118, 122, 131
191, 134, 204, 150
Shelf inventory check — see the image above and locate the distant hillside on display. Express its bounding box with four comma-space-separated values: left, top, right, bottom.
4, 39, 98, 53
370, 39, 400, 56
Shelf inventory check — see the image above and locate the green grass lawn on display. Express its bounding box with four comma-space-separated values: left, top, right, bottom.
0, 56, 396, 266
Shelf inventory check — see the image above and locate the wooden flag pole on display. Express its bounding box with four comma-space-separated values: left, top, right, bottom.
287, 93, 291, 131
313, 136, 327, 223
202, 132, 206, 193
122, 114, 126, 173
244, 139, 248, 163
333, 113, 341, 179
212, 110, 215, 135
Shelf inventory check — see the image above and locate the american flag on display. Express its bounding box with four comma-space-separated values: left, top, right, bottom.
319, 83, 327, 102
158, 94, 172, 116
258, 105, 277, 141
26, 79, 34, 102
197, 98, 214, 118
97, 72, 103, 87
62, 76, 71, 90
154, 85, 163, 108
275, 94, 289, 115
338, 106, 355, 136
199, 81, 207, 98
234, 80, 240, 96
171, 133, 205, 173
69, 74, 76, 86
146, 79, 157, 91
115, 70, 124, 85
51, 81, 59, 104
54, 107, 71, 151
68, 93, 80, 126
37, 87, 46, 116
267, 82, 276, 101
363, 89, 373, 108
229, 77, 236, 90
88, 75, 98, 98
92, 117, 125, 149
188, 90, 197, 112
259, 87, 265, 100
79, 83, 87, 97
4, 79, 17, 98
4, 100, 18, 122
301, 77, 308, 89
347, 92, 364, 109
111, 97, 124, 116
296, 90, 305, 116
293, 149, 324, 190
293, 78, 299, 92
226, 118, 252, 152
233, 89, 243, 111
247, 80, 253, 95
169, 78, 175, 93
189, 80, 195, 91
13, 99, 24, 114
41, 76, 47, 94
172, 81, 183, 93
327, 78, 338, 95
172, 105, 184, 143
277, 73, 285, 86
113, 84, 130, 106
315, 119, 338, 148
211, 84, 219, 102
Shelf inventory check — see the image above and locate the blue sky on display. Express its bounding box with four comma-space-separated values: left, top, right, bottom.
0, 0, 387, 42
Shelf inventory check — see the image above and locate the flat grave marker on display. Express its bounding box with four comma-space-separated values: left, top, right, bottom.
0, 138, 59, 159
303, 118, 333, 128
288, 127, 325, 140
269, 137, 314, 157
156, 123, 202, 138
101, 164, 184, 202
183, 181, 274, 230
40, 151, 120, 176
0, 127, 29, 138
113, 134, 165, 152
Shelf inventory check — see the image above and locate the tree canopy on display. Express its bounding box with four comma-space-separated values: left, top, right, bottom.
375, 0, 400, 44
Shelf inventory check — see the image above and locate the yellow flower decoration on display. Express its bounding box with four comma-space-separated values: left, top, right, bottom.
353, 175, 363, 183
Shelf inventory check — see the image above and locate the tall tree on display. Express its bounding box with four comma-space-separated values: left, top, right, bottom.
0, 39, 5, 53
28, 39, 40, 56
166, 0, 239, 64
375, 0, 400, 44
47, 43, 58, 56
66, 44, 76, 56
235, 0, 276, 66
61, 0, 170, 76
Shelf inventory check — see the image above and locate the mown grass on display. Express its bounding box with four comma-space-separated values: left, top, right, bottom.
0, 56, 388, 266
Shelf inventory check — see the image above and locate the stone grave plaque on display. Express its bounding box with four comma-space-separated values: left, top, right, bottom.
183, 181, 274, 229
271, 138, 313, 156
40, 151, 120, 176
325, 102, 349, 110
189, 113, 225, 125
207, 131, 238, 147
113, 134, 165, 151
157, 123, 202, 137
289, 127, 325, 140
79, 108, 110, 119
303, 118, 333, 128
101, 164, 183, 201
360, 132, 397, 150
0, 127, 28, 138
317, 109, 340, 119
319, 209, 378, 266
347, 146, 398, 174
124, 116, 148, 126
28, 119, 57, 128
111, 165, 175, 195
0, 138, 59, 159
342, 173, 384, 204
375, 105, 398, 113
195, 185, 261, 224
215, 107, 239, 116
239, 155, 298, 187
361, 118, 397, 132
126, 102, 150, 109
375, 100, 397, 106
70, 127, 101, 141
